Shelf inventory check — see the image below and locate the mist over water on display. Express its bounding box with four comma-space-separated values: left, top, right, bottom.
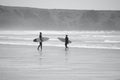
0, 30, 120, 49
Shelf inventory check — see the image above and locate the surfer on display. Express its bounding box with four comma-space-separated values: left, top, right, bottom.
65, 35, 69, 49
37, 32, 42, 51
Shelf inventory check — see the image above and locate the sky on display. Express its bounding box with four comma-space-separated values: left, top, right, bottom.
0, 0, 120, 10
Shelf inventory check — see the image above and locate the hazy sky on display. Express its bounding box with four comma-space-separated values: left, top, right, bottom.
0, 0, 120, 10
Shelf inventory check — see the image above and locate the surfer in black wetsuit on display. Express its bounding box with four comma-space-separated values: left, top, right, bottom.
37, 32, 42, 51
65, 35, 69, 49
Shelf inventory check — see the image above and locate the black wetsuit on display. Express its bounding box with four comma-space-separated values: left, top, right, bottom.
40, 35, 42, 50
37, 34, 42, 50
65, 36, 69, 48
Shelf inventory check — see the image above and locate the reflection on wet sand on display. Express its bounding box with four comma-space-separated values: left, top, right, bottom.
1, 45, 120, 80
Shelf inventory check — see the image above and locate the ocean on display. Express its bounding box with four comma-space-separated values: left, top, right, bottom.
0, 30, 120, 49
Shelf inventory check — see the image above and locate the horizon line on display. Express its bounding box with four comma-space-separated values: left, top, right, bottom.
1, 4, 120, 11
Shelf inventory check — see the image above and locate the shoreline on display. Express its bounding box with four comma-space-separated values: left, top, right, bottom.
0, 43, 120, 50
0, 44, 120, 53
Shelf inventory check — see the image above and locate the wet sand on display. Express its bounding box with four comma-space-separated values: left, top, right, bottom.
0, 44, 120, 80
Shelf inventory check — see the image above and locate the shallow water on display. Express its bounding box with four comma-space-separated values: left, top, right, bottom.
0, 45, 120, 80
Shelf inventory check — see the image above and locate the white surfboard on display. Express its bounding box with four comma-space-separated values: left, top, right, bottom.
58, 37, 72, 43
33, 37, 49, 42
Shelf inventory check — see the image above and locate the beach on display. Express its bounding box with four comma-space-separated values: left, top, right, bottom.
0, 44, 120, 80
0, 1, 120, 79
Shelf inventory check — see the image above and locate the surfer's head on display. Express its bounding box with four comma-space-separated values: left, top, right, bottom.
66, 35, 68, 37
40, 32, 42, 35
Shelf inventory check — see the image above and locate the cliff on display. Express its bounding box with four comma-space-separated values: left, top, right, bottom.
0, 5, 120, 30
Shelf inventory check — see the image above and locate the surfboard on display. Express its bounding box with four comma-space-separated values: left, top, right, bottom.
33, 37, 49, 42
58, 37, 72, 43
